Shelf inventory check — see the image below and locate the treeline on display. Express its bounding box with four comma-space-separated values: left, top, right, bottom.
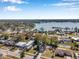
0, 19, 79, 23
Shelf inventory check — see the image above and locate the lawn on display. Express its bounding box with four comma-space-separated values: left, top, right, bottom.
1, 45, 9, 50
42, 48, 54, 58
58, 44, 71, 49
25, 47, 37, 56
67, 33, 76, 36
5, 55, 20, 59
64, 42, 72, 46
0, 44, 4, 48
9, 47, 18, 52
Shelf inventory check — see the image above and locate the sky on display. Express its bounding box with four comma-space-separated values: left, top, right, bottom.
0, 0, 79, 19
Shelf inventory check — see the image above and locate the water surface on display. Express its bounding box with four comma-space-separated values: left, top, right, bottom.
35, 22, 79, 31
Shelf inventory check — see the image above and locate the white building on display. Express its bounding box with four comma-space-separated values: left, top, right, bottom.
71, 37, 79, 40
15, 40, 34, 49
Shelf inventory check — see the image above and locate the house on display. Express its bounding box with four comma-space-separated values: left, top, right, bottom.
71, 37, 79, 43
0, 40, 6, 44
26, 40, 34, 49
15, 42, 27, 48
4, 40, 15, 46
55, 49, 64, 57
0, 38, 34, 50
55, 49, 72, 57
59, 38, 71, 44
71, 37, 79, 41
0, 40, 15, 46
15, 40, 34, 50
64, 50, 72, 57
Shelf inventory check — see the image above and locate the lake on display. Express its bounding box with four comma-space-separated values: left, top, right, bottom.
35, 22, 79, 31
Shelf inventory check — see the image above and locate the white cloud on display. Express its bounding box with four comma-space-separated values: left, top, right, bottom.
4, 6, 21, 12
0, 0, 24, 4
51, 3, 75, 7
68, 7, 79, 11
49, 0, 79, 8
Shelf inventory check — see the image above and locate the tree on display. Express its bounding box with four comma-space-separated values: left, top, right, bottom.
34, 33, 42, 42
34, 33, 48, 52
41, 35, 48, 50
50, 36, 58, 48
42, 35, 48, 44
3, 34, 9, 40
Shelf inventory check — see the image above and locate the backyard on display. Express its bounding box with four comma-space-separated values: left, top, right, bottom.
41, 48, 54, 59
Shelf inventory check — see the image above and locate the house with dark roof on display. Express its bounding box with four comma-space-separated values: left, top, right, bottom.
55, 49, 64, 57
4, 40, 15, 46
0, 40, 15, 46
55, 49, 72, 57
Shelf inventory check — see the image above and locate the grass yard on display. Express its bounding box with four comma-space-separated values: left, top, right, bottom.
64, 42, 72, 46
42, 48, 54, 58
9, 47, 18, 52
0, 44, 4, 48
67, 33, 76, 36
1, 45, 9, 50
58, 44, 71, 50
6, 55, 20, 59
25, 47, 37, 56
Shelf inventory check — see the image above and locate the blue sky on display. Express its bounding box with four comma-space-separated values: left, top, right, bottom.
0, 0, 79, 19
